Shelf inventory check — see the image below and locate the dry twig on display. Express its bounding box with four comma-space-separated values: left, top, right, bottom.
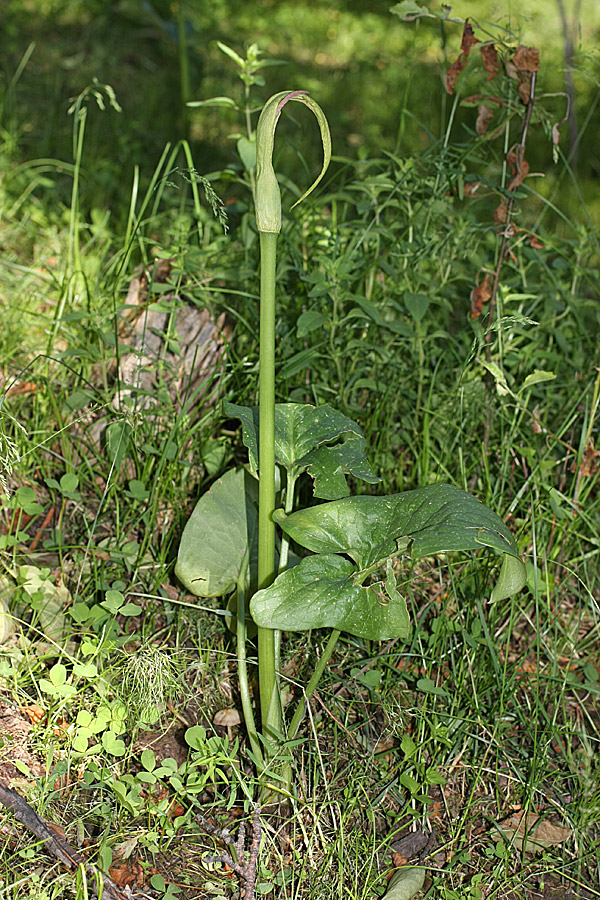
0, 780, 126, 900
197, 804, 262, 900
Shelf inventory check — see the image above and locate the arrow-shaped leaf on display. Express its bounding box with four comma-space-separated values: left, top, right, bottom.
224, 401, 379, 498
250, 553, 410, 640
273, 483, 521, 569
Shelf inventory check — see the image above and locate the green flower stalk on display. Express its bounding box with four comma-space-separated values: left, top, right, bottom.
254, 91, 331, 747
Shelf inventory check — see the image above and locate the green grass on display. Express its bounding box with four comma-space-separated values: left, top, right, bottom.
1, 7, 599, 900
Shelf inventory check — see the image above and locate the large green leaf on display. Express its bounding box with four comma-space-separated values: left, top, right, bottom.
175, 468, 258, 597
382, 866, 426, 900
273, 483, 521, 569
224, 401, 379, 498
252, 484, 524, 639
250, 554, 410, 640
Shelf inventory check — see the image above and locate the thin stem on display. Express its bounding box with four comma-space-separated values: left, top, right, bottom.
236, 573, 264, 766
287, 629, 342, 741
483, 71, 537, 451
257, 230, 281, 738
50, 106, 86, 353
176, 1, 190, 138
274, 470, 297, 681
277, 470, 297, 576
485, 71, 537, 359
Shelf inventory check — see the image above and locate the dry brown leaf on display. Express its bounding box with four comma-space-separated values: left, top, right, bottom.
463, 181, 480, 196
515, 659, 537, 674
552, 123, 561, 146
494, 202, 508, 224
476, 104, 494, 136
480, 44, 500, 80
518, 73, 535, 105
531, 405, 547, 434
513, 45, 540, 72
509, 47, 540, 105
462, 93, 505, 108
5, 382, 38, 397
500, 810, 570, 853
470, 271, 492, 319
445, 20, 480, 95
570, 439, 600, 477
506, 147, 530, 191
20, 704, 45, 725
109, 861, 144, 887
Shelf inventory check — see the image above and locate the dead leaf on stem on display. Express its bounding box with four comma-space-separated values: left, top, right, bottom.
506, 146, 530, 191
480, 44, 500, 80
445, 20, 480, 94
512, 45, 540, 104
476, 104, 494, 136
494, 202, 508, 224
570, 439, 600, 477
470, 271, 492, 319
513, 45, 540, 72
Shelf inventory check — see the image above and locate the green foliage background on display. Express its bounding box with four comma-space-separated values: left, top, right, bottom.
3, 0, 599, 221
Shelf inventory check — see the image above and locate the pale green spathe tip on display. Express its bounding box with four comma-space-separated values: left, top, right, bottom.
255, 90, 332, 234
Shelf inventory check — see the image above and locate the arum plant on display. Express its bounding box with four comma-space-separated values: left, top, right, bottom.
176, 91, 526, 793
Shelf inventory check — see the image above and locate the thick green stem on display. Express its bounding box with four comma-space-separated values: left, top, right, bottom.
287, 629, 342, 741
257, 230, 281, 739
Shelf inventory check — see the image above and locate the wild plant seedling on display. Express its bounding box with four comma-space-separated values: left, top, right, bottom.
176, 90, 526, 792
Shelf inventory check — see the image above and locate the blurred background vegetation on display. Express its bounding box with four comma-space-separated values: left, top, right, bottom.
2, 0, 599, 226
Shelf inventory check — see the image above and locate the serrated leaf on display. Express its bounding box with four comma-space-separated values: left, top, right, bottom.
175, 468, 258, 597
250, 553, 411, 640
